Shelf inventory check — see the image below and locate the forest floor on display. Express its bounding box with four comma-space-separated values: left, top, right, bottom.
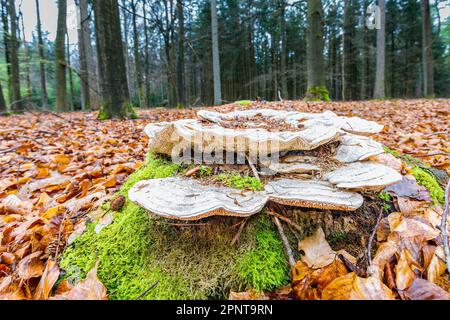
0, 98, 449, 300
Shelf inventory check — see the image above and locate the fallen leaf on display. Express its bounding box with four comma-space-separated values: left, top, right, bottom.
50, 262, 107, 300
17, 251, 45, 281
322, 273, 396, 300
404, 278, 450, 300
298, 227, 336, 269
395, 250, 416, 291
33, 259, 60, 300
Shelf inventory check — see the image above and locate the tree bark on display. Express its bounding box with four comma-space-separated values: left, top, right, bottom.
342, 0, 357, 101
76, 0, 89, 111
131, 0, 143, 107
421, 0, 434, 97
306, 0, 328, 101
176, 0, 185, 106
1, 0, 11, 109
19, 12, 32, 97
35, 0, 48, 109
7, 0, 22, 111
279, 0, 287, 99
93, 0, 133, 119
211, 0, 222, 105
66, 32, 75, 111
55, 0, 67, 112
374, 0, 386, 99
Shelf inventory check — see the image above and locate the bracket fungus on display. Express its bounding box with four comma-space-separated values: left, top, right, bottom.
130, 109, 403, 220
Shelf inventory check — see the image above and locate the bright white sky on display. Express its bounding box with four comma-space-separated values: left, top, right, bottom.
19, 0, 450, 45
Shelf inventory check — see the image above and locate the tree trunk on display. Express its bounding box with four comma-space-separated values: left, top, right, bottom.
279, 0, 287, 99
55, 0, 67, 112
1, 0, 11, 109
7, 0, 22, 111
342, 0, 357, 101
374, 0, 386, 99
176, 0, 185, 106
66, 32, 75, 111
211, 0, 222, 105
93, 0, 133, 119
76, 0, 89, 111
421, 0, 434, 97
306, 0, 329, 101
131, 0, 143, 107
360, 0, 370, 100
0, 82, 6, 112
19, 12, 32, 97
142, 0, 150, 108
121, 0, 135, 100
35, 0, 48, 109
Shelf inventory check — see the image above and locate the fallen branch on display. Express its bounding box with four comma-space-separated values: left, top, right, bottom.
245, 155, 260, 181
135, 281, 159, 300
367, 207, 384, 275
267, 210, 303, 233
272, 216, 296, 268
439, 180, 450, 274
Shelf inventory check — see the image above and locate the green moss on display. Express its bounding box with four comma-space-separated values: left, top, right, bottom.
327, 231, 348, 246
383, 146, 429, 168
216, 173, 265, 191
98, 102, 138, 120
305, 86, 330, 102
235, 100, 253, 106
60, 154, 289, 300
411, 167, 445, 205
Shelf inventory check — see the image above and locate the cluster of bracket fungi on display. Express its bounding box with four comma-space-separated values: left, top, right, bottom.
129, 109, 402, 220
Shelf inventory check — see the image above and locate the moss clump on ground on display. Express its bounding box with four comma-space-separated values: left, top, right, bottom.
235, 100, 253, 106
305, 86, 330, 102
60, 154, 289, 300
216, 173, 265, 191
411, 167, 445, 205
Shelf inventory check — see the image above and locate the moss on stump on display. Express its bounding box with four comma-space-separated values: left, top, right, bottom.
60, 154, 290, 300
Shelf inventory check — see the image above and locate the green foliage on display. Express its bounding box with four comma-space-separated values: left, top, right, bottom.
383, 146, 429, 168
305, 86, 330, 102
60, 154, 289, 300
411, 167, 445, 205
216, 173, 265, 191
378, 191, 393, 211
199, 165, 213, 177
235, 100, 253, 106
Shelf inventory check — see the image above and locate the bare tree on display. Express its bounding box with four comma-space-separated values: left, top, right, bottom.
55, 0, 67, 112
421, 0, 434, 97
211, 0, 222, 105
93, 0, 134, 119
374, 0, 386, 99
6, 0, 22, 111
35, 0, 48, 109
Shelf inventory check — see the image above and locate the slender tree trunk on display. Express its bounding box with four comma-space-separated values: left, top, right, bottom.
374, 0, 386, 99
93, 0, 133, 119
55, 0, 67, 112
1, 0, 11, 108
176, 0, 185, 106
342, 0, 357, 101
211, 0, 222, 105
360, 0, 370, 100
121, 0, 135, 100
421, 0, 434, 97
7, 0, 22, 111
279, 0, 287, 99
35, 0, 48, 109
131, 0, 143, 107
142, 0, 150, 107
0, 82, 6, 112
306, 0, 328, 101
76, 0, 89, 111
20, 13, 32, 97
66, 32, 75, 110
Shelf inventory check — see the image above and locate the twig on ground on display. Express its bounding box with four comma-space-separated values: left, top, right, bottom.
272, 215, 296, 268
367, 207, 384, 275
0, 147, 17, 154
267, 210, 303, 233
245, 155, 260, 181
54, 209, 69, 259
439, 180, 450, 274
231, 219, 248, 246
414, 152, 450, 158
135, 281, 159, 300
